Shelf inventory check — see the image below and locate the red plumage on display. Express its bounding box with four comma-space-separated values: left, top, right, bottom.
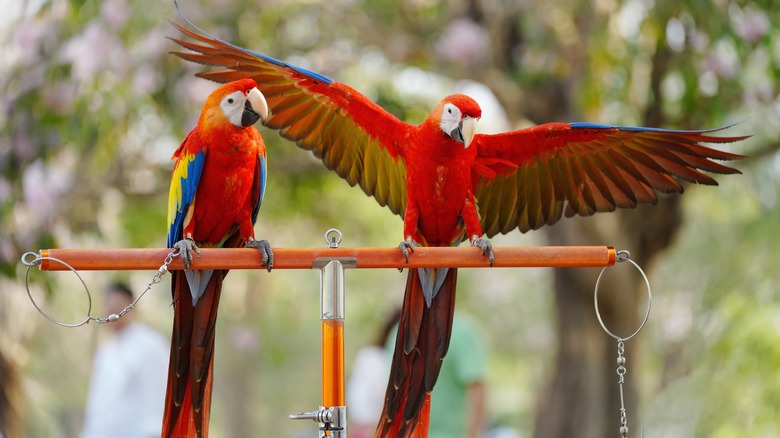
162, 78, 270, 437
168, 15, 747, 437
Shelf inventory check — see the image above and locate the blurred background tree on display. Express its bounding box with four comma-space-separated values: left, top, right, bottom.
1, 0, 777, 437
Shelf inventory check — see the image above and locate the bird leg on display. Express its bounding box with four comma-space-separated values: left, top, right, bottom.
172, 238, 200, 270
399, 238, 420, 264
245, 238, 274, 272
471, 237, 494, 267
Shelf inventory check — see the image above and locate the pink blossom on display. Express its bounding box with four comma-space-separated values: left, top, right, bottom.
436, 18, 489, 67
22, 159, 73, 223
11, 17, 57, 66
60, 22, 125, 81
42, 82, 77, 114
100, 0, 129, 29
132, 65, 162, 95
732, 7, 769, 43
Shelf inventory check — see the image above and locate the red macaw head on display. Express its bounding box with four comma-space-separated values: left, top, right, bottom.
437, 94, 482, 149
200, 78, 269, 129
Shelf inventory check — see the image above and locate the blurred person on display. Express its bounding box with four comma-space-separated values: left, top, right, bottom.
347, 309, 401, 438
81, 283, 168, 438
0, 350, 22, 438
423, 311, 488, 438
347, 308, 488, 438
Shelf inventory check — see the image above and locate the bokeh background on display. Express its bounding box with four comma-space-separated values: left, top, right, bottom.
1, 0, 778, 437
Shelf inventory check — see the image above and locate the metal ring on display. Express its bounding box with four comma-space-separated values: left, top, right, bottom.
24, 255, 93, 328
21, 251, 42, 266
594, 250, 652, 341
324, 228, 343, 248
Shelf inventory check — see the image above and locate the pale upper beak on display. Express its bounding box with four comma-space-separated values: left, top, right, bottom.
241, 87, 269, 127
451, 116, 477, 149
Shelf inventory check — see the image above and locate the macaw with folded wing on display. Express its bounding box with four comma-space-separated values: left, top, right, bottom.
163, 78, 273, 437
169, 12, 746, 437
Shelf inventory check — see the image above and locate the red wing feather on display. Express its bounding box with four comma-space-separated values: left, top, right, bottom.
169, 18, 410, 217
473, 123, 747, 237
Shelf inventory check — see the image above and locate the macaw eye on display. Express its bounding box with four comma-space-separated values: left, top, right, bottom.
447, 108, 452, 114
227, 97, 235, 105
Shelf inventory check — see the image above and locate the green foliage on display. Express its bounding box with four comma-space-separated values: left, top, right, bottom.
646, 167, 780, 435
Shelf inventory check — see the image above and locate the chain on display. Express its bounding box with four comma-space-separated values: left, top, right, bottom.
617, 339, 628, 437
21, 248, 180, 327
91, 248, 180, 324
594, 250, 652, 438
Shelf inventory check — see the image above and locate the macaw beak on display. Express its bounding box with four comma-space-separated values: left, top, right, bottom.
450, 116, 477, 149
241, 87, 269, 127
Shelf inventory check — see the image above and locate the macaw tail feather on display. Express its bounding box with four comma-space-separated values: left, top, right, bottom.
162, 269, 225, 438
376, 267, 457, 437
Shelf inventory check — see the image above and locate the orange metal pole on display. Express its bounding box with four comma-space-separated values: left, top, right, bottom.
317, 257, 348, 436
321, 319, 345, 407
37, 246, 616, 271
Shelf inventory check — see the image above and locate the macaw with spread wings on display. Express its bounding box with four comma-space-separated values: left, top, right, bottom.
169, 10, 746, 437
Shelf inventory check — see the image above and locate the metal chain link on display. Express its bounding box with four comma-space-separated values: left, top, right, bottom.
21, 248, 180, 327
593, 250, 651, 438
617, 339, 629, 437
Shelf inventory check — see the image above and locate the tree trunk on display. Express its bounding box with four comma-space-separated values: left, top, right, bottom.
528, 10, 679, 433
534, 200, 680, 437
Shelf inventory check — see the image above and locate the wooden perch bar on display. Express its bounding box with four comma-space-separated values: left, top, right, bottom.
37, 246, 616, 271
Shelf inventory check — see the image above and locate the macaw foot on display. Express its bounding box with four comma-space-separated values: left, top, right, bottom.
399, 239, 420, 264
471, 237, 494, 267
245, 238, 274, 272
172, 238, 200, 270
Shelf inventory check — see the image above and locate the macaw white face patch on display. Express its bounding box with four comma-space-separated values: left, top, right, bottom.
220, 90, 247, 127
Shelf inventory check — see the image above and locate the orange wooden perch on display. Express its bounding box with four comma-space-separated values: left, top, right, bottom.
36, 246, 616, 271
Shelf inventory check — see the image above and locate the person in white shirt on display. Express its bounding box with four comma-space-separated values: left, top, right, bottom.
81, 283, 169, 438
346, 309, 401, 438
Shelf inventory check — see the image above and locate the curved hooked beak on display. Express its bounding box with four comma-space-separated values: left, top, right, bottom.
450, 116, 477, 149
241, 87, 269, 127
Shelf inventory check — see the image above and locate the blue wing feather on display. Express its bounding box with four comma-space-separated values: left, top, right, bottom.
569, 122, 742, 134
167, 149, 207, 248
252, 155, 266, 225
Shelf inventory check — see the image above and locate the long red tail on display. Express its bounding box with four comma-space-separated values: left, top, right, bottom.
161, 269, 225, 438
375, 268, 457, 438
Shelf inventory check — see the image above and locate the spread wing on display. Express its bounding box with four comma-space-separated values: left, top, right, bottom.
167, 132, 206, 248
169, 11, 409, 217
472, 122, 747, 237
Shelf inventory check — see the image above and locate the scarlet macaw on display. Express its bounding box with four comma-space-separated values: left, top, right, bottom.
168, 16, 746, 438
163, 78, 272, 437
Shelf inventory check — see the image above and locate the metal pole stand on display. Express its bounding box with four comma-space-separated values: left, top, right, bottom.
27, 234, 618, 438
290, 229, 354, 437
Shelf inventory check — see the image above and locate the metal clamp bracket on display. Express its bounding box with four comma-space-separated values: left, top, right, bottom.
290, 229, 349, 437
289, 406, 347, 436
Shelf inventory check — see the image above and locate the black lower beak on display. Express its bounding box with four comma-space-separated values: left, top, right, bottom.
450, 121, 464, 143
241, 99, 261, 127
